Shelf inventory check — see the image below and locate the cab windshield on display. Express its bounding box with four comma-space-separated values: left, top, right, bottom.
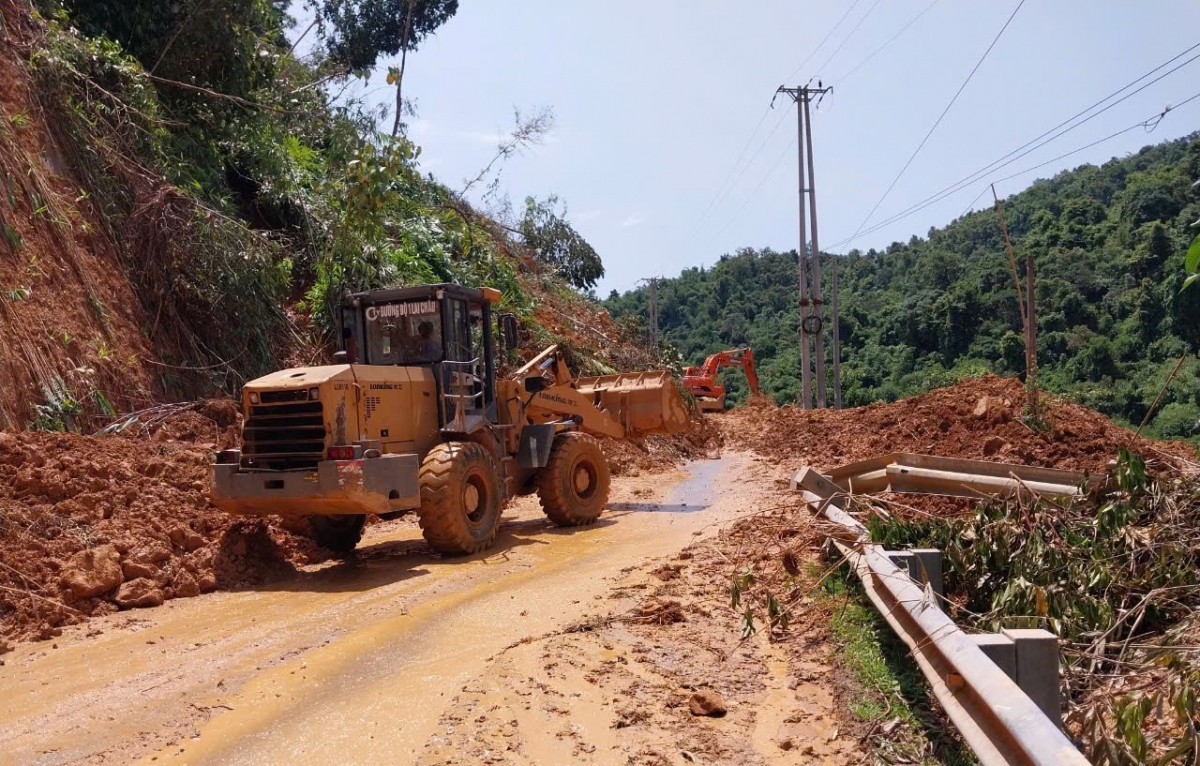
363, 299, 443, 365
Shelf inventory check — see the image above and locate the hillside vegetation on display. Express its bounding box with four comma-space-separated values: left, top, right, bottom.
0, 0, 645, 430
607, 134, 1200, 441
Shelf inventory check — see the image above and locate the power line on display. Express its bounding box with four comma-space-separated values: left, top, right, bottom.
814, 0, 883, 78
784, 0, 865, 84
847, 0, 1026, 243
707, 135, 798, 244
688, 108, 792, 241
835, 0, 940, 84
830, 43, 1200, 248
685, 0, 864, 246
960, 93, 1200, 218
993, 90, 1200, 187
683, 102, 774, 240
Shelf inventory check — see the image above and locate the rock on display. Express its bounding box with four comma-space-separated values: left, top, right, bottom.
169, 526, 207, 552
973, 396, 1013, 423
688, 690, 726, 717
136, 544, 173, 563
114, 578, 165, 609
171, 571, 201, 599
197, 573, 218, 593
59, 545, 123, 599
121, 559, 159, 581
982, 436, 1007, 456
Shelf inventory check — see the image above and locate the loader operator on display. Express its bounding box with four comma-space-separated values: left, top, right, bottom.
417, 320, 442, 363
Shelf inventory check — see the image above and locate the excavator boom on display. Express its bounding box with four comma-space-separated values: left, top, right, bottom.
681, 347, 760, 411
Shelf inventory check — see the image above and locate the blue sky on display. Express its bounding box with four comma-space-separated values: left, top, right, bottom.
309, 1, 1200, 294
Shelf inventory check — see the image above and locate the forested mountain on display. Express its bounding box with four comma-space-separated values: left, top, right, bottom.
606, 134, 1200, 440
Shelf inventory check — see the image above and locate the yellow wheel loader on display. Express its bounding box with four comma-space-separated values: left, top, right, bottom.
210, 283, 688, 554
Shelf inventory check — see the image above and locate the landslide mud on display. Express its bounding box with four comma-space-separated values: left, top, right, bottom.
1, 455, 850, 765
726, 375, 1196, 474
0, 406, 324, 647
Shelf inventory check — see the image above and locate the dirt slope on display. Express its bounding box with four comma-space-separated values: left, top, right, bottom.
725, 375, 1195, 473
0, 5, 161, 428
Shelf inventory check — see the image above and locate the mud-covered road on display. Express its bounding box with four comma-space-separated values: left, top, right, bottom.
1, 452, 854, 765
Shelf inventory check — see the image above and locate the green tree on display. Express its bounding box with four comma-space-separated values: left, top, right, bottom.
519, 196, 605, 291
308, 0, 457, 72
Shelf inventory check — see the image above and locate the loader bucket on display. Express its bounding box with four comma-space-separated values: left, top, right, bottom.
575, 370, 689, 437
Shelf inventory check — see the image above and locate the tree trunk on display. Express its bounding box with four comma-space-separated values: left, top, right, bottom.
391, 0, 417, 138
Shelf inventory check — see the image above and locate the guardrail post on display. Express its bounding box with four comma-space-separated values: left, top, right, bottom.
884, 549, 944, 601
969, 633, 1016, 681
911, 549, 943, 600
886, 551, 914, 577
1003, 628, 1061, 727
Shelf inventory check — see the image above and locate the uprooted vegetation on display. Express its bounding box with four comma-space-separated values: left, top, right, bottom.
869, 452, 1200, 764
712, 380, 1200, 761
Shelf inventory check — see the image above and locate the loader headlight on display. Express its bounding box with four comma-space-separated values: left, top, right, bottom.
249, 392, 259, 405
309, 387, 320, 401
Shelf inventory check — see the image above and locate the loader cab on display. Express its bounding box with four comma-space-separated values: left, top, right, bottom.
340, 284, 503, 431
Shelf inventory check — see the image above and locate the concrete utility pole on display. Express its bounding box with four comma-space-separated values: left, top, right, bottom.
648, 277, 659, 348
777, 83, 835, 409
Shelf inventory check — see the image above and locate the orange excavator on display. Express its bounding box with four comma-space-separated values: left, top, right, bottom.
682, 347, 760, 412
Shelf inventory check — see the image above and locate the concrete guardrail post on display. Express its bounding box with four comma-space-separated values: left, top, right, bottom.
969, 633, 1017, 681
884, 549, 944, 601
1002, 628, 1062, 727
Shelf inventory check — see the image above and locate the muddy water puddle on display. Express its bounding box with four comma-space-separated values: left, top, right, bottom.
606, 457, 726, 515
1, 455, 760, 766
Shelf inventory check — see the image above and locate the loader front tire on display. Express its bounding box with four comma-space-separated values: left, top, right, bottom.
537, 433, 611, 527
418, 442, 503, 555
308, 514, 366, 555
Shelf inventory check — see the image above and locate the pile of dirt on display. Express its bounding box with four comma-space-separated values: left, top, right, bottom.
0, 405, 321, 647
602, 412, 723, 476
726, 375, 1196, 474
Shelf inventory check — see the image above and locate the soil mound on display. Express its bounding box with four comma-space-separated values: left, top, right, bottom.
726, 375, 1195, 473
0, 405, 317, 646
602, 411, 722, 476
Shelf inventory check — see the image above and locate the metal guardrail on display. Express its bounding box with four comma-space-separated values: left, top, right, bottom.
792, 466, 1091, 766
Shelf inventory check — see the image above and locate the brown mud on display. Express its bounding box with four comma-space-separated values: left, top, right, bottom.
0, 452, 861, 765
0, 399, 718, 648
0, 404, 326, 647
725, 375, 1196, 485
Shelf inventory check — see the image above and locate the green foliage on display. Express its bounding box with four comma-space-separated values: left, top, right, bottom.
309, 0, 459, 72
607, 135, 1200, 434
1186, 177, 1200, 289
520, 195, 605, 291
869, 456, 1200, 763
817, 566, 976, 764
26, 0, 565, 402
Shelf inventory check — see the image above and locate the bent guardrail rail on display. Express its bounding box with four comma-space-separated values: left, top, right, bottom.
792, 464, 1091, 766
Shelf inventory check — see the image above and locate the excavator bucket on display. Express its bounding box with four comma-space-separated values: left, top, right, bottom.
575, 370, 689, 437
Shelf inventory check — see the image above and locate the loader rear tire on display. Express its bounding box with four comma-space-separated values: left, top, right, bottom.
308, 514, 366, 555
537, 433, 611, 527
418, 442, 503, 555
